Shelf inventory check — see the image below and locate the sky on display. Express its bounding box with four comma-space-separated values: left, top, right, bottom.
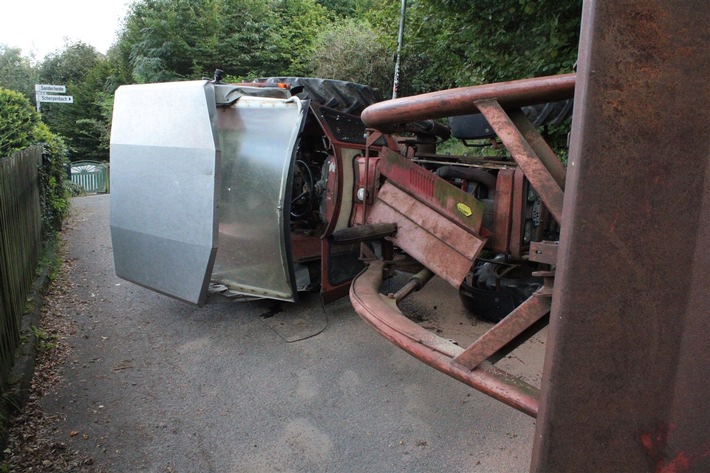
0, 0, 133, 61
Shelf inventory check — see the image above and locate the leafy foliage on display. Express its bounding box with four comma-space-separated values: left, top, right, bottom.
38, 42, 111, 162
113, 0, 581, 94
410, 0, 582, 86
273, 0, 331, 77
309, 18, 394, 94
33, 122, 70, 235
316, 0, 375, 18
0, 88, 39, 157
119, 0, 287, 82
0, 45, 39, 100
0, 87, 70, 235
1, 0, 582, 171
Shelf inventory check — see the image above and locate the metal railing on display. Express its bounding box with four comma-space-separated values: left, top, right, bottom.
70, 160, 109, 193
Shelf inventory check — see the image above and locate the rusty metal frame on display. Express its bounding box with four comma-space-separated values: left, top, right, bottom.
350, 259, 541, 417
509, 167, 528, 260
353, 74, 575, 417
530, 1, 710, 471
489, 168, 515, 254
361, 74, 575, 130
452, 272, 553, 370
352, 2, 709, 471
475, 100, 565, 223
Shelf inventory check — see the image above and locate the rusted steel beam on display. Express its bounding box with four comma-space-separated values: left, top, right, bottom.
350, 260, 540, 417
452, 291, 551, 371
476, 99, 565, 223
528, 241, 559, 266
508, 109, 566, 191
361, 73, 575, 131
531, 0, 710, 472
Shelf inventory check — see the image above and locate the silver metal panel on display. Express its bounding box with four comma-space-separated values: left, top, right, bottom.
212, 96, 306, 302
110, 81, 219, 305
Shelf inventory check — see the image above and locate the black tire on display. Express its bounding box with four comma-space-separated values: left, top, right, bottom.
459, 258, 543, 323
448, 99, 574, 140
255, 77, 382, 116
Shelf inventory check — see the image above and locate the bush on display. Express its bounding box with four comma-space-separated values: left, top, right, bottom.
0, 88, 39, 157
0, 87, 70, 235
33, 122, 70, 235
309, 19, 393, 97
63, 180, 86, 197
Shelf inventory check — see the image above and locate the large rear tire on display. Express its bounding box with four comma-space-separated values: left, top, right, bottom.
256, 77, 382, 116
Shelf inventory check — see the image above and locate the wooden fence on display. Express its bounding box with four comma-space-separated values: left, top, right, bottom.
0, 146, 42, 386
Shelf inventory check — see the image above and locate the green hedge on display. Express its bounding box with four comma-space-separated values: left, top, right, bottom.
0, 87, 70, 235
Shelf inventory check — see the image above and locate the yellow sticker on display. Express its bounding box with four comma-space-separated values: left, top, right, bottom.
457, 202, 472, 217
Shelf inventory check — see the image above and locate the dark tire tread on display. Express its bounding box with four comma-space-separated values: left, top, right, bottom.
256, 77, 382, 116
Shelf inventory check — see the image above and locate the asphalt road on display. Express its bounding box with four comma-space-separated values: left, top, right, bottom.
42, 194, 541, 473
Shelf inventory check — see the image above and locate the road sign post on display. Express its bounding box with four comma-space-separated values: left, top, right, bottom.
34, 84, 72, 111
36, 94, 74, 103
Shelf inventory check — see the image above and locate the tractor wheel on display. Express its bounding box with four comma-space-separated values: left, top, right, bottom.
459, 257, 543, 323
256, 77, 382, 116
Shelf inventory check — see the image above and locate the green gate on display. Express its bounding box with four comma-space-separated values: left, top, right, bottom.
70, 161, 109, 193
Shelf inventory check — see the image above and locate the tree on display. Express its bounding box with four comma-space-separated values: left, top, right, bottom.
341, 0, 582, 95
309, 18, 393, 95
409, 0, 582, 86
316, 0, 375, 17
0, 45, 39, 100
38, 42, 111, 162
272, 0, 331, 77
118, 0, 288, 83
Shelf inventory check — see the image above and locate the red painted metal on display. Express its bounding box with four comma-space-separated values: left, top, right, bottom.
490, 169, 515, 254
377, 148, 486, 234
366, 182, 486, 288
351, 156, 380, 226
361, 73, 575, 130
290, 233, 321, 263
350, 259, 540, 417
531, 0, 710, 471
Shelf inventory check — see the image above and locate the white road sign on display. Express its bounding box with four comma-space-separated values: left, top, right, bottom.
36, 94, 74, 103
35, 84, 66, 93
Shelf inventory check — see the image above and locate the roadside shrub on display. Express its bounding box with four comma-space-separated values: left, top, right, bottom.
0, 87, 70, 235
32, 122, 70, 234
309, 19, 393, 97
0, 88, 38, 157
64, 180, 86, 197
